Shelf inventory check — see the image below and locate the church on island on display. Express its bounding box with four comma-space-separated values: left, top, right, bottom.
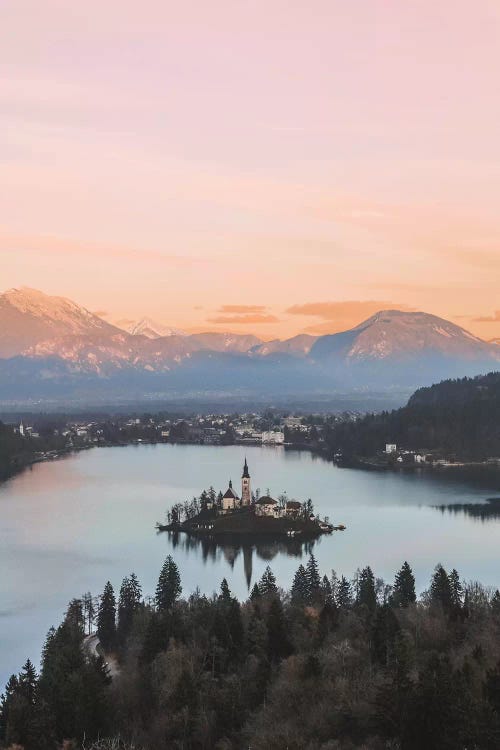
219, 458, 303, 519
157, 457, 337, 537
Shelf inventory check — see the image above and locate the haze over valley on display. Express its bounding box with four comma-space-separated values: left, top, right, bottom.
1, 287, 499, 407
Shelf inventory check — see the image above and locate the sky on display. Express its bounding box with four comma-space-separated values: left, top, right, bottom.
1, 0, 500, 340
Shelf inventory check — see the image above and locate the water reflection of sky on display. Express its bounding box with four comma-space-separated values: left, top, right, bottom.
1, 443, 499, 685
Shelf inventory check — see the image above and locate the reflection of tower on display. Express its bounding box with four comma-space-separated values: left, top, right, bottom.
241, 457, 251, 505
223, 544, 240, 569
243, 546, 253, 589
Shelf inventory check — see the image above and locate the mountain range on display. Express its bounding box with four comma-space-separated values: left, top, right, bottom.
119, 318, 187, 339
0, 287, 498, 406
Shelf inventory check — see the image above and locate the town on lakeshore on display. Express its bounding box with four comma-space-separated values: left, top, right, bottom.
157, 457, 341, 539
4, 405, 499, 482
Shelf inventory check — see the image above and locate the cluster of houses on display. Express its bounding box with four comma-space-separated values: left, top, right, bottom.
385, 443, 427, 464
213, 458, 303, 519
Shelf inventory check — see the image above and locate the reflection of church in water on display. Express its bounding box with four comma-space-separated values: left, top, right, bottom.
168, 457, 314, 588
170, 530, 314, 589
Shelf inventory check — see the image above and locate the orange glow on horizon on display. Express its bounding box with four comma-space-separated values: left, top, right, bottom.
1, 1, 499, 342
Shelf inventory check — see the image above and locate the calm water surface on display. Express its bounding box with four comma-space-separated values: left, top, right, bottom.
1, 443, 499, 685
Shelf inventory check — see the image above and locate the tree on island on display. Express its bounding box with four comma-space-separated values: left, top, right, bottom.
155, 555, 182, 611
97, 581, 116, 651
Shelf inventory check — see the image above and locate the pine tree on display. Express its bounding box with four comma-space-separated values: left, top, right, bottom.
336, 575, 353, 610
65, 598, 85, 634
430, 564, 452, 611
291, 564, 310, 604
82, 592, 96, 635
219, 578, 232, 603
371, 604, 401, 666
448, 568, 463, 610
306, 554, 321, 600
250, 582, 261, 600
156, 555, 182, 611
247, 609, 267, 656
18, 659, 37, 705
117, 573, 142, 646
227, 598, 244, 653
320, 574, 333, 604
0, 674, 19, 742
266, 598, 292, 662
97, 581, 116, 651
258, 566, 278, 596
392, 561, 416, 607
208, 486, 216, 506
200, 489, 208, 511
358, 566, 377, 613
491, 589, 500, 616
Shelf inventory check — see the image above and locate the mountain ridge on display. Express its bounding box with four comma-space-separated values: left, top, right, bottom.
0, 288, 498, 403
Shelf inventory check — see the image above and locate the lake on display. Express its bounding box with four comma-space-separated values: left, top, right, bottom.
1, 443, 499, 686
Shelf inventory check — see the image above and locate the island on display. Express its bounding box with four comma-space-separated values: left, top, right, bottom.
156, 458, 343, 540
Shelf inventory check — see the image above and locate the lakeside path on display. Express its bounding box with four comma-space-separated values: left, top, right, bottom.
83, 633, 120, 680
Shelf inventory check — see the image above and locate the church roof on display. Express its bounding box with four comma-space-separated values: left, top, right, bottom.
223, 480, 239, 499
286, 500, 302, 509
256, 495, 277, 505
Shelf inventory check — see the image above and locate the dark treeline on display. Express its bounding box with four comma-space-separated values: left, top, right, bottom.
323, 371, 500, 459
3, 558, 500, 750
0, 422, 68, 481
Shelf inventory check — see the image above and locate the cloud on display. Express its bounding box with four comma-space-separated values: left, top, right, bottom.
472, 310, 500, 323
207, 313, 279, 324
0, 228, 202, 268
286, 300, 413, 320
301, 321, 358, 335
217, 304, 267, 314
286, 300, 415, 335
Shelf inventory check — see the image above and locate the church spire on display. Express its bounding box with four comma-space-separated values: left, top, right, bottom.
242, 457, 250, 478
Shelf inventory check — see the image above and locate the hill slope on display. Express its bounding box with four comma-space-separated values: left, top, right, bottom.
323, 372, 500, 459
0, 287, 121, 357
311, 310, 496, 361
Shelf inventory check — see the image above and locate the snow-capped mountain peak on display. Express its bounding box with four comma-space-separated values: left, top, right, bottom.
0, 287, 119, 357
123, 318, 187, 339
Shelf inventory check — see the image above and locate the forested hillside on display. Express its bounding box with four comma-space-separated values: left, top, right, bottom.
323, 372, 500, 459
3, 556, 500, 749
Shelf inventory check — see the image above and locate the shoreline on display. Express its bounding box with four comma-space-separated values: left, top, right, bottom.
2, 436, 499, 489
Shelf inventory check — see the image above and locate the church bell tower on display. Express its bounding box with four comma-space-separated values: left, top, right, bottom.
241, 458, 251, 505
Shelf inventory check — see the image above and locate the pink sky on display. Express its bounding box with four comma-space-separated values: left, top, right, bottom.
1, 0, 500, 339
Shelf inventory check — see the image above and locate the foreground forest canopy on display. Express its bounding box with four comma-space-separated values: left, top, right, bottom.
322, 371, 500, 459
3, 556, 500, 749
